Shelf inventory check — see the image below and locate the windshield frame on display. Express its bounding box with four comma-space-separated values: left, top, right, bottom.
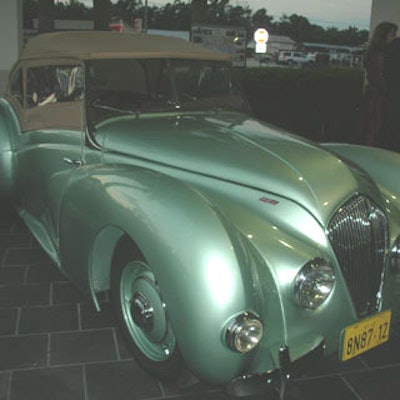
85, 57, 248, 134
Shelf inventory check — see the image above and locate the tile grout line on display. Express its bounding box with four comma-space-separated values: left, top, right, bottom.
158, 381, 166, 398
152, 389, 221, 400
49, 282, 53, 306
23, 265, 29, 284
77, 303, 82, 331
1, 249, 7, 267
0, 357, 136, 374
11, 220, 19, 234
82, 364, 89, 400
340, 375, 363, 400
47, 333, 51, 367
14, 307, 22, 336
358, 356, 370, 369
6, 371, 12, 400
112, 327, 121, 361
0, 326, 116, 339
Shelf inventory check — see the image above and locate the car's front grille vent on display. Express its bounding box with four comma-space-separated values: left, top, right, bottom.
327, 195, 388, 317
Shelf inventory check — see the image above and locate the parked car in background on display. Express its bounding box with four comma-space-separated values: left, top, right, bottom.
330, 52, 353, 66
1, 31, 400, 391
278, 50, 313, 65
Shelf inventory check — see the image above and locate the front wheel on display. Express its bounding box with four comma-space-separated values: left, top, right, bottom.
111, 239, 189, 382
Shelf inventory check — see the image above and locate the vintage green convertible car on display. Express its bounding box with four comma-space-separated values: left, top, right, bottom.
1, 31, 400, 387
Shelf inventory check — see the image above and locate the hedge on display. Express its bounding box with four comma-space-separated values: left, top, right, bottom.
236, 66, 365, 143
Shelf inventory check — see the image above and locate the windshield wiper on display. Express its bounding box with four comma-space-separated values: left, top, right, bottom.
179, 93, 228, 111
91, 99, 140, 118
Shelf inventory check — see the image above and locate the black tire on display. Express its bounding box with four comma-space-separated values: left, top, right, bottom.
111, 237, 192, 383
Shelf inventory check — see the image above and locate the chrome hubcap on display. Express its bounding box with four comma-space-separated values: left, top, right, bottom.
131, 292, 154, 332
120, 260, 176, 361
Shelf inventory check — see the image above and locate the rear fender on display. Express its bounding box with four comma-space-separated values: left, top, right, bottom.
0, 98, 19, 201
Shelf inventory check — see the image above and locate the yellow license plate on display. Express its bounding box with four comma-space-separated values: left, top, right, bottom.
341, 309, 391, 361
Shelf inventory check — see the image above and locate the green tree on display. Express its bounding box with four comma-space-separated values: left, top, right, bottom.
191, 0, 207, 24
93, 0, 111, 30
24, 0, 369, 47
54, 0, 91, 20
225, 5, 251, 27
274, 14, 313, 43
252, 8, 273, 29
23, 0, 38, 29
111, 0, 142, 26
38, 0, 54, 33
268, 13, 368, 46
153, 1, 191, 30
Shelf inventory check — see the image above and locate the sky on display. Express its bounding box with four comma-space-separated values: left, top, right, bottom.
239, 0, 373, 30
71, 0, 374, 30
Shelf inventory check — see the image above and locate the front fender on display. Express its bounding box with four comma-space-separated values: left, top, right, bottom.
189, 177, 357, 372
58, 164, 266, 383
321, 143, 400, 198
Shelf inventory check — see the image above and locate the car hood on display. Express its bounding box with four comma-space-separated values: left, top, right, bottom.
96, 112, 380, 225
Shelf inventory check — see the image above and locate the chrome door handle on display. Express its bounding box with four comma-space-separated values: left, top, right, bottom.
63, 157, 82, 166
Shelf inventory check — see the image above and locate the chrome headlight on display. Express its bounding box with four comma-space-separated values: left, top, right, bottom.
390, 236, 400, 272
294, 258, 335, 309
225, 312, 263, 353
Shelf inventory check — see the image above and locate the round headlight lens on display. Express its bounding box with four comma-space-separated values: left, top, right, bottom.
294, 258, 335, 309
225, 313, 263, 353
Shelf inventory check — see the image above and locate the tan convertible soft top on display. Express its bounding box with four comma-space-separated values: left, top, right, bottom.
21, 31, 231, 62
12, 31, 230, 132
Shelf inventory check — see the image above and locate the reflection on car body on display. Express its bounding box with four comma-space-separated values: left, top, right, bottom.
1, 31, 400, 390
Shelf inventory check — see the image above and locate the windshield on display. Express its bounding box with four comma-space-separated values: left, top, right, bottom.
86, 58, 248, 126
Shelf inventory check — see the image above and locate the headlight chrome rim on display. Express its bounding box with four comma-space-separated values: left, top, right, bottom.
225, 312, 263, 353
294, 258, 335, 310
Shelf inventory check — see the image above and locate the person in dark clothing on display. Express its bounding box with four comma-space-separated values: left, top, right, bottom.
385, 37, 400, 151
359, 22, 398, 147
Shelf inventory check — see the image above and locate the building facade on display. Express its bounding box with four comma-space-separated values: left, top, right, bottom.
0, 0, 23, 93
370, 0, 400, 34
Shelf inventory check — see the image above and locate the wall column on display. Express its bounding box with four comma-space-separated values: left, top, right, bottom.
370, 0, 400, 34
0, 0, 23, 93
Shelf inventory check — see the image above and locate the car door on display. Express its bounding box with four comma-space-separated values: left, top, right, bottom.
16, 60, 85, 252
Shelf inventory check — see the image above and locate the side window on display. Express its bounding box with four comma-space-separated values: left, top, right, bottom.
56, 66, 83, 101
10, 68, 23, 106
27, 65, 83, 109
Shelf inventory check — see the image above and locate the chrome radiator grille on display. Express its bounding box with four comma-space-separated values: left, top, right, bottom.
327, 195, 388, 317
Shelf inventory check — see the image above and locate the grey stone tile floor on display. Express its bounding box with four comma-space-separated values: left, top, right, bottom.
1, 209, 400, 400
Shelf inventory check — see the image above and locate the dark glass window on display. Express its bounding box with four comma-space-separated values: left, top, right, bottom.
86, 58, 248, 126
26, 65, 83, 108
86, 58, 174, 125
10, 68, 23, 106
